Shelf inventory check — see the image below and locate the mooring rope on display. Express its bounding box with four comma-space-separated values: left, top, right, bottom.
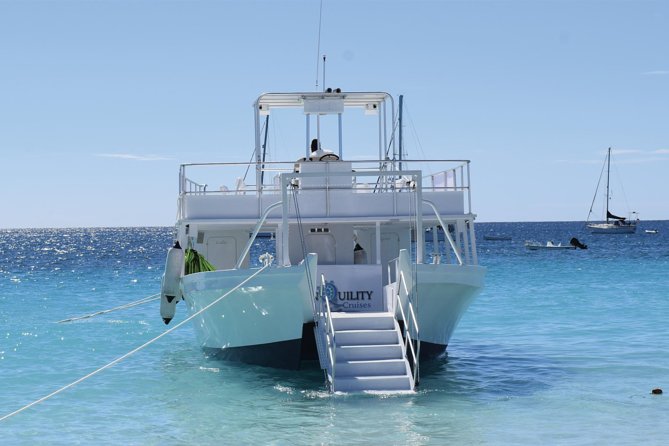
56, 294, 160, 324
0, 264, 270, 422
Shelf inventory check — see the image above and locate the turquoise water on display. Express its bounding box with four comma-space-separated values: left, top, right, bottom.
1, 223, 668, 444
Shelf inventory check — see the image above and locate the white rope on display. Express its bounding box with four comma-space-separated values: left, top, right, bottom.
56, 294, 160, 324
0, 264, 270, 422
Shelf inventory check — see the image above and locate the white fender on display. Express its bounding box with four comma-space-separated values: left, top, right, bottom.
160, 241, 184, 324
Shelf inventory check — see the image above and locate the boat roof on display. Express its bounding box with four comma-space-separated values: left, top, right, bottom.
254, 91, 392, 111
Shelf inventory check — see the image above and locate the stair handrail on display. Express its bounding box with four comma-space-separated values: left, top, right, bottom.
422, 199, 463, 265
393, 251, 421, 388
318, 273, 337, 390
396, 270, 420, 388
235, 201, 282, 269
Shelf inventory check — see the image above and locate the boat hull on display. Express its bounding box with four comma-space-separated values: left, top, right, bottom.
588, 223, 636, 234
525, 244, 576, 250
180, 261, 316, 369
203, 339, 302, 369
394, 264, 486, 348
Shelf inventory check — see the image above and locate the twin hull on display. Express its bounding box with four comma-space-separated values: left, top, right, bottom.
180, 262, 485, 368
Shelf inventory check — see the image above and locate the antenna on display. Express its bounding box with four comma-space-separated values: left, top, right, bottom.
322, 54, 327, 92
315, 0, 324, 90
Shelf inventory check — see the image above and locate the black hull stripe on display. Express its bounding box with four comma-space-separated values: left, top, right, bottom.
202, 323, 448, 369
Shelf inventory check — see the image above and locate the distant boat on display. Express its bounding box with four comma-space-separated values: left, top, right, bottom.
483, 235, 512, 241
645, 229, 659, 234
525, 240, 576, 250
586, 147, 637, 234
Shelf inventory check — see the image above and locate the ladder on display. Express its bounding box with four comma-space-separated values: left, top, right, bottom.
315, 311, 415, 392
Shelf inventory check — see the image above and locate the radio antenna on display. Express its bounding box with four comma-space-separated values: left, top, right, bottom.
314, 0, 324, 90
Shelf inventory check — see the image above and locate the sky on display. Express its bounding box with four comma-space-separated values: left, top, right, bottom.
1, 0, 667, 228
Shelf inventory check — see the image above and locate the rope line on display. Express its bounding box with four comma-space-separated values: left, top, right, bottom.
292, 186, 316, 302
1, 264, 270, 423
56, 294, 160, 324
587, 154, 607, 222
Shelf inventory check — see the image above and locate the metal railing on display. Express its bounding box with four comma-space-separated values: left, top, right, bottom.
178, 159, 471, 196
184, 177, 207, 194
316, 273, 337, 390
234, 201, 282, 269
389, 251, 421, 388
422, 199, 464, 265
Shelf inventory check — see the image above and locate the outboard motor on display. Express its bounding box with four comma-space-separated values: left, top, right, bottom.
570, 237, 588, 249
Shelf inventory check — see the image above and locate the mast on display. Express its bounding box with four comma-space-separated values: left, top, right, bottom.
605, 147, 611, 223
260, 115, 270, 187
398, 95, 404, 171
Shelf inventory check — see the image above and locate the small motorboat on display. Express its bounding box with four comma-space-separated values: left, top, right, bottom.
645, 229, 659, 234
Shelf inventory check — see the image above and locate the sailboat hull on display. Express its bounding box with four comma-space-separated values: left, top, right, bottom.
588, 223, 636, 234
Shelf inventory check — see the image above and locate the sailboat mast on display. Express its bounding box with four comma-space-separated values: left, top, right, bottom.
605, 147, 611, 223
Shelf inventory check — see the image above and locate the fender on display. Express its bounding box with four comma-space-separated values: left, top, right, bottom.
160, 241, 184, 324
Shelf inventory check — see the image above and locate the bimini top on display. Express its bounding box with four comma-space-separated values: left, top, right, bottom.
252, 91, 397, 163
255, 91, 393, 115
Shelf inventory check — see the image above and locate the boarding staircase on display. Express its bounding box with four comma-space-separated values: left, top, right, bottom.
314, 253, 420, 392
319, 312, 414, 392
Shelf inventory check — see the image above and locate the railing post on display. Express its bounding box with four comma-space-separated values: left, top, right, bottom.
466, 161, 472, 215
414, 174, 424, 264
281, 173, 291, 266
468, 218, 478, 265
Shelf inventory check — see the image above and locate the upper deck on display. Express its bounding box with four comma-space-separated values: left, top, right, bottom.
173, 91, 480, 267
178, 158, 473, 224
177, 90, 476, 224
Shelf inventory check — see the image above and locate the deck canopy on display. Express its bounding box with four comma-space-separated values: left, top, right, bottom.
255, 91, 392, 115
252, 91, 397, 169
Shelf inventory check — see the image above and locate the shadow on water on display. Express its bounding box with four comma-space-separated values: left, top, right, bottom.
174, 341, 568, 403
417, 342, 567, 400
199, 354, 329, 393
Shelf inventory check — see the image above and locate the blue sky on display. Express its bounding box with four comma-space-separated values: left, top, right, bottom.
1, 0, 667, 228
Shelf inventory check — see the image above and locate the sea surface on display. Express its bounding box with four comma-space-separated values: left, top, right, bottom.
1, 222, 668, 445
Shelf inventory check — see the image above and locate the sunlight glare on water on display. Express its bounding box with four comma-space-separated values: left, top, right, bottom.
1, 224, 668, 444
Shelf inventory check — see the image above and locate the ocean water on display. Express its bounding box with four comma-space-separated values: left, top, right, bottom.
1, 222, 668, 445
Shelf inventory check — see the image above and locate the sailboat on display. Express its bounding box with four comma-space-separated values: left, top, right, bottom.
586, 147, 637, 234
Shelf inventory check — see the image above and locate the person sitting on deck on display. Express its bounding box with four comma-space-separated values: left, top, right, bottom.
309, 138, 339, 161
309, 138, 325, 159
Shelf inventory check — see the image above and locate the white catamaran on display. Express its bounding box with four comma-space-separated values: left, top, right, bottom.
160, 90, 486, 392
587, 147, 637, 234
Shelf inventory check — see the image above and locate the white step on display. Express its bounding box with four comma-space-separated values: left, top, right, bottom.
331, 312, 395, 331
335, 329, 399, 346
334, 375, 413, 392
336, 359, 408, 377
335, 344, 403, 361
